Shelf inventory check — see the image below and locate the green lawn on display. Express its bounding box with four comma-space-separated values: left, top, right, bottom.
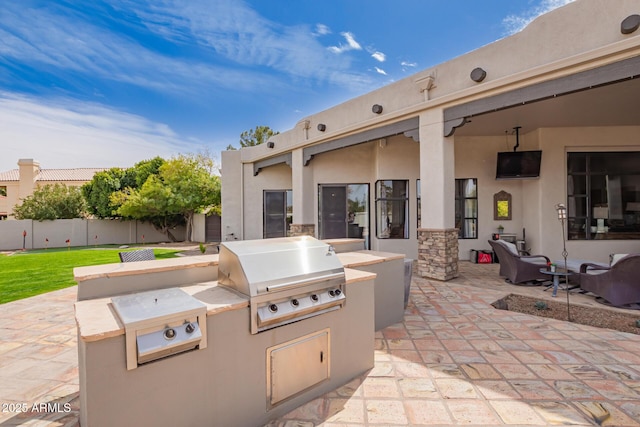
0, 247, 182, 304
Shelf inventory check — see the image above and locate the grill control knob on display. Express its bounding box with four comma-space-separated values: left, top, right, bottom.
328, 290, 336, 297
268, 304, 278, 313
334, 288, 342, 296
310, 294, 319, 302
185, 322, 195, 334
163, 328, 176, 340
291, 299, 300, 307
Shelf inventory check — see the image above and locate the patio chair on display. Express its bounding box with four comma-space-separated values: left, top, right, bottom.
579, 254, 640, 308
488, 239, 550, 285
118, 248, 156, 263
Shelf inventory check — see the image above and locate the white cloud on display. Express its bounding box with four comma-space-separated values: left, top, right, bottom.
328, 32, 362, 54
400, 60, 418, 72
0, 3, 282, 98
0, 92, 202, 172
343, 32, 362, 50
374, 67, 387, 76
371, 51, 386, 62
314, 24, 331, 36
114, 0, 370, 88
503, 0, 575, 34
0, 1, 374, 98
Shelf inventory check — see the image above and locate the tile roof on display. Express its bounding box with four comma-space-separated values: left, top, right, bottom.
0, 168, 107, 182
0, 169, 19, 181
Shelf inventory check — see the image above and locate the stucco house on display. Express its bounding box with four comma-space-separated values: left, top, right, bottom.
221, 0, 640, 281
0, 159, 105, 219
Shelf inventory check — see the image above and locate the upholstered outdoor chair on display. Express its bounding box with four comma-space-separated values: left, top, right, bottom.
579, 254, 640, 308
488, 239, 550, 285
118, 248, 156, 263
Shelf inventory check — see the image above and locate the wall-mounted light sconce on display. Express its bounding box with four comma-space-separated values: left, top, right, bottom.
267, 141, 275, 149
317, 123, 326, 132
470, 67, 487, 82
621, 14, 640, 34
372, 104, 383, 114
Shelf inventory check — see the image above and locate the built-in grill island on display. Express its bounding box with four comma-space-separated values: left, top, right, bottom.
74, 236, 377, 427
217, 237, 346, 334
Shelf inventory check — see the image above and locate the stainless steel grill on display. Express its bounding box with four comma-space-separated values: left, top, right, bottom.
111, 287, 208, 370
218, 236, 346, 334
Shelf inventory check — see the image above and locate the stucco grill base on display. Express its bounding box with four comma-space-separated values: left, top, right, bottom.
417, 228, 459, 281
289, 223, 315, 237
77, 278, 374, 427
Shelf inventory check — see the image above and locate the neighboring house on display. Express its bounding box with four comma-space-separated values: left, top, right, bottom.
0, 159, 106, 219
222, 0, 640, 281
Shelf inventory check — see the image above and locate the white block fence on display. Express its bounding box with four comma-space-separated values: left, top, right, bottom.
0, 219, 185, 251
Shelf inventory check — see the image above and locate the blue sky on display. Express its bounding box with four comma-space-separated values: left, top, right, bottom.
0, 0, 573, 172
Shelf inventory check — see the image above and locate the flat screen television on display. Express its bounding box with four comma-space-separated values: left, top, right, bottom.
496, 150, 542, 179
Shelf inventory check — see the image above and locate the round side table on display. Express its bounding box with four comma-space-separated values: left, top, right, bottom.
539, 269, 575, 297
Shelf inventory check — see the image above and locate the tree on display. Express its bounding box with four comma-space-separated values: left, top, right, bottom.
82, 168, 133, 218
113, 153, 221, 241
82, 157, 165, 218
227, 125, 279, 150
12, 184, 86, 220
131, 156, 165, 187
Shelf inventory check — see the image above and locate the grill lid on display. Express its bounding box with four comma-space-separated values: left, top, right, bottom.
218, 236, 344, 297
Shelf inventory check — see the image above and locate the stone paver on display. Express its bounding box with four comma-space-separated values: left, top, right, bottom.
1, 262, 640, 426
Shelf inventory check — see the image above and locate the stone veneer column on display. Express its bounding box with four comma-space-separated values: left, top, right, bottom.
417, 228, 459, 280
289, 224, 315, 237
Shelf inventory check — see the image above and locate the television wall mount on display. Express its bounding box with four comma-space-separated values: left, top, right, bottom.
512, 126, 521, 152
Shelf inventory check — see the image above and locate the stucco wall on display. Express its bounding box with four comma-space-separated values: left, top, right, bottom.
454, 126, 640, 262
370, 136, 420, 258
221, 150, 243, 241
192, 213, 206, 243
242, 162, 292, 240
454, 132, 538, 259
535, 126, 640, 264
238, 0, 640, 165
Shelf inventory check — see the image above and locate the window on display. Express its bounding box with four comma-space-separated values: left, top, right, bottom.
567, 152, 640, 240
263, 190, 292, 238
376, 180, 408, 239
455, 178, 477, 239
0, 186, 6, 197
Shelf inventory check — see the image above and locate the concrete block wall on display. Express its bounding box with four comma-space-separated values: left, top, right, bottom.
0, 219, 185, 250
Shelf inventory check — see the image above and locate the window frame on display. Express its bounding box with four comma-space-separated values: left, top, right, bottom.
375, 180, 409, 239
263, 189, 292, 239
416, 179, 421, 229
455, 178, 478, 239
567, 151, 640, 240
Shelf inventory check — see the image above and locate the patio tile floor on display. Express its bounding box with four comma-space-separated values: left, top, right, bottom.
1, 262, 640, 426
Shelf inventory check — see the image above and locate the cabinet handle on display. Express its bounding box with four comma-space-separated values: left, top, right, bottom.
320, 351, 324, 363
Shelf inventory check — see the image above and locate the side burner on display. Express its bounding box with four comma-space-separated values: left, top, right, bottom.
111, 287, 208, 370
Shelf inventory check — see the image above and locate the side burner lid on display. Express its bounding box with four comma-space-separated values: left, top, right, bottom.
111, 287, 206, 328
